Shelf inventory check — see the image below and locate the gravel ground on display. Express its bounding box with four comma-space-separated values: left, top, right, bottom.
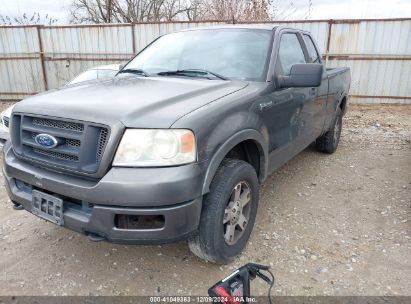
0, 104, 410, 296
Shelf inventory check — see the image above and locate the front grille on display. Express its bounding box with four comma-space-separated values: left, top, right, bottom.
66, 138, 81, 147
32, 133, 80, 148
33, 148, 80, 162
11, 114, 110, 174
3, 117, 9, 128
32, 117, 84, 132
97, 128, 109, 162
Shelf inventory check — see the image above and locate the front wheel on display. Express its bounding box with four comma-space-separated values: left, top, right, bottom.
188, 159, 259, 264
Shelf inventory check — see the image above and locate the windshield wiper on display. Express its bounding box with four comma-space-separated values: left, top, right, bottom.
118, 68, 149, 77
157, 69, 228, 80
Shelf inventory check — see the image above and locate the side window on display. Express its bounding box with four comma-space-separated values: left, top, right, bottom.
277, 33, 306, 75
303, 35, 320, 63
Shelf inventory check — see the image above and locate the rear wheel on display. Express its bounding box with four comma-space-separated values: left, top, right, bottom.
316, 108, 342, 154
188, 159, 259, 264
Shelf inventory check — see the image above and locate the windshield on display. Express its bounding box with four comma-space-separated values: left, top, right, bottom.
69, 69, 118, 85
124, 29, 273, 81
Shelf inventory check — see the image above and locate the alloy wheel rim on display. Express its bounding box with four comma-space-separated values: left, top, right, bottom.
223, 181, 252, 245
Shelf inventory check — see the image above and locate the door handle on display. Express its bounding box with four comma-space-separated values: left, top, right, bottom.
310, 87, 317, 96
259, 101, 273, 111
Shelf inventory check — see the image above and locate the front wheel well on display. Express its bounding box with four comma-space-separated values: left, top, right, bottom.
224, 140, 262, 181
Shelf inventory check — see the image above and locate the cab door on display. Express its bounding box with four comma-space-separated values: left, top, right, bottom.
302, 34, 328, 137
261, 31, 318, 173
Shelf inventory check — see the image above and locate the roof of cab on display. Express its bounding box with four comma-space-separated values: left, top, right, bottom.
178, 24, 278, 32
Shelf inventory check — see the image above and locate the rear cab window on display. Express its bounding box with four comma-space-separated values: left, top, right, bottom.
303, 34, 320, 63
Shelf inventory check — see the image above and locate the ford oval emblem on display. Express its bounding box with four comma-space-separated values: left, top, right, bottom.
35, 134, 58, 149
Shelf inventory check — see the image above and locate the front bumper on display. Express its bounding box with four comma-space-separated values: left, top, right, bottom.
2, 144, 204, 244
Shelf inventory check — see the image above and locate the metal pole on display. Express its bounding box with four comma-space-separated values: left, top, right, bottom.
325, 19, 333, 66
36, 25, 48, 90
131, 23, 136, 55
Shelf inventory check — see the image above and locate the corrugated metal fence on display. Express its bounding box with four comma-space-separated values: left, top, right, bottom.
0, 18, 410, 103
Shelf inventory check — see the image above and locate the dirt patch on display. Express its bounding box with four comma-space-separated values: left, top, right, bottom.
0, 104, 410, 296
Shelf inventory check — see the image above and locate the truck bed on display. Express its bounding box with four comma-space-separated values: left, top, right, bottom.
325, 67, 351, 122
326, 67, 350, 78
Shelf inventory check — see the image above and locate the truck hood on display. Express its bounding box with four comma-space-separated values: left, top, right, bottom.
13, 75, 248, 128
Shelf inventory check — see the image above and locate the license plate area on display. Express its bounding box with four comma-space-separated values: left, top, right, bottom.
32, 190, 64, 226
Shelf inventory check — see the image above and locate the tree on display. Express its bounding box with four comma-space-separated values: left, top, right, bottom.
270, 0, 313, 20
204, 0, 271, 22
69, 0, 313, 23
185, 0, 209, 21
70, 0, 194, 23
0, 12, 58, 25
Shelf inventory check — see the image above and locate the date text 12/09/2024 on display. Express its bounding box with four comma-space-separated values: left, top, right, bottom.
149, 296, 257, 303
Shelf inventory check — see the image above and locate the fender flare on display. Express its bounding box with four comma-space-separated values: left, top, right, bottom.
201, 129, 268, 194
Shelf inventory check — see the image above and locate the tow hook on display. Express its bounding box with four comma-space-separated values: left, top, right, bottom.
12, 202, 24, 210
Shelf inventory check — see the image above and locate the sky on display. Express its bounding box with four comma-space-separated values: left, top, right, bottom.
0, 0, 410, 24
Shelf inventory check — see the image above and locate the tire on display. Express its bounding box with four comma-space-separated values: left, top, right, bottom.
316, 108, 343, 154
188, 159, 259, 264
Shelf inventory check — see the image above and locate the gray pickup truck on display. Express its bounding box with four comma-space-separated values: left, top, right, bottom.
3, 25, 350, 264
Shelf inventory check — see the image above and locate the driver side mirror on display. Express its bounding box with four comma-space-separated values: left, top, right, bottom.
277, 63, 322, 88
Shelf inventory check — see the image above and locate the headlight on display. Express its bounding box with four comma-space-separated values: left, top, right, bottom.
113, 129, 196, 167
